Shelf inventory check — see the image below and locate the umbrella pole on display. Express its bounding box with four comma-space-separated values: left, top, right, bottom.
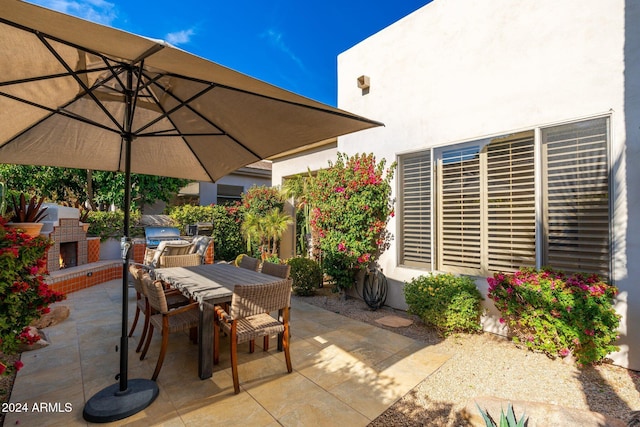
83, 70, 159, 423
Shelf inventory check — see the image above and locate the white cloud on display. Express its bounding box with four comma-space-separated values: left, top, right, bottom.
165, 29, 195, 46
263, 28, 305, 71
27, 0, 118, 26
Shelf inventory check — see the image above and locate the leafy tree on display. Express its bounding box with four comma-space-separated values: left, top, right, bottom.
263, 208, 293, 256
283, 171, 315, 256
0, 165, 190, 211
0, 164, 86, 202
240, 186, 291, 258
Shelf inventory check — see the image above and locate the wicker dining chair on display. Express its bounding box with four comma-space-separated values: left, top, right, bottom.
213, 279, 293, 394
140, 276, 200, 381
127, 264, 190, 353
257, 261, 291, 351
237, 255, 260, 271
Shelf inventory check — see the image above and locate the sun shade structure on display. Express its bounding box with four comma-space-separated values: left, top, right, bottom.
0, 0, 382, 423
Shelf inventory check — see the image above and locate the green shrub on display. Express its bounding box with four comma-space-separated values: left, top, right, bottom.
86, 210, 142, 241
487, 268, 620, 365
168, 204, 244, 262
168, 204, 216, 232
403, 273, 483, 336
288, 257, 323, 296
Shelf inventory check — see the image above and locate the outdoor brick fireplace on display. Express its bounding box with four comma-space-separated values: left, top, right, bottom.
38, 204, 146, 294
41, 204, 88, 272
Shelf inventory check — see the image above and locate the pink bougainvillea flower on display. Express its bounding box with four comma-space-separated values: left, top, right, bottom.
337, 242, 347, 252
0, 363, 6, 375
357, 253, 371, 264
14, 360, 24, 371
559, 348, 570, 357
499, 317, 505, 324
584, 329, 595, 336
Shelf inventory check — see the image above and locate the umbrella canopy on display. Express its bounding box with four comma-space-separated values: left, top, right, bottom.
0, 1, 382, 422
0, 0, 381, 181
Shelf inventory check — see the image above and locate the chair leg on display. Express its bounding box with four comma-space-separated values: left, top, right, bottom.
249, 339, 255, 353
283, 322, 292, 373
263, 336, 269, 351
136, 309, 150, 353
231, 337, 240, 394
151, 327, 169, 381
128, 305, 140, 337
136, 302, 151, 353
140, 324, 155, 361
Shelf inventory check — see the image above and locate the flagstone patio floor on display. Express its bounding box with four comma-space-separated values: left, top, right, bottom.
6, 279, 451, 426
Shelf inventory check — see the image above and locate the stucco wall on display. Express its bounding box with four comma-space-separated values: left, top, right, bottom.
336, 0, 639, 369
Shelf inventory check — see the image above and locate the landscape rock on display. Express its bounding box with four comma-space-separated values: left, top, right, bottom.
29, 305, 70, 329
465, 396, 626, 427
17, 326, 49, 352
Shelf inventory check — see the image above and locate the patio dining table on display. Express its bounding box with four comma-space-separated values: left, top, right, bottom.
154, 262, 286, 380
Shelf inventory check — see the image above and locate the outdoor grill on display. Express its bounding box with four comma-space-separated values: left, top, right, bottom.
144, 226, 182, 249
186, 222, 213, 237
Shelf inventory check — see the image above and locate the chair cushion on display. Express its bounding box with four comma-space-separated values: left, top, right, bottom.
149, 308, 200, 334
151, 240, 192, 267
190, 235, 212, 257
220, 313, 285, 344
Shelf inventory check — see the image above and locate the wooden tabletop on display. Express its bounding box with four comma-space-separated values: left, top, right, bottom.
154, 263, 284, 304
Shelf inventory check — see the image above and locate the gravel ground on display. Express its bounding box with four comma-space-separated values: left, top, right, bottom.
293, 289, 640, 426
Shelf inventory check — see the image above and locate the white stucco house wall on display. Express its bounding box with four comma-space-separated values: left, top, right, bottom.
272, 0, 640, 370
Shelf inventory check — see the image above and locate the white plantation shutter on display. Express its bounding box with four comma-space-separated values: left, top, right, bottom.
542, 118, 610, 276
399, 152, 431, 268
438, 146, 482, 272
486, 134, 536, 272
398, 117, 610, 278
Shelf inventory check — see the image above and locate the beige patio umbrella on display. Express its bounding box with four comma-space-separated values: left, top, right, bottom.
0, 0, 382, 422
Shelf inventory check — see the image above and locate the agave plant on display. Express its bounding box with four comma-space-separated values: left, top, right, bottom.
476, 403, 528, 427
9, 193, 48, 223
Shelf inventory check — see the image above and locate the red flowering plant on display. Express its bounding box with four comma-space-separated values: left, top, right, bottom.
487, 267, 620, 365
0, 217, 65, 376
306, 153, 396, 292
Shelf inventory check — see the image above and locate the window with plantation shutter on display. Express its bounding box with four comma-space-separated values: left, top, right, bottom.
397, 116, 610, 278
398, 152, 431, 268
542, 118, 610, 276
486, 133, 536, 272
438, 145, 482, 272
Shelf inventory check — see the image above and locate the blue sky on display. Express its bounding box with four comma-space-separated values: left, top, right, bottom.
26, 0, 432, 106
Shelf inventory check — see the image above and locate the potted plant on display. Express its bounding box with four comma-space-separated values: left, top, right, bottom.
5, 193, 48, 237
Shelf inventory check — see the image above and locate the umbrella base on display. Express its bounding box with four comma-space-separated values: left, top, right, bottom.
83, 379, 159, 423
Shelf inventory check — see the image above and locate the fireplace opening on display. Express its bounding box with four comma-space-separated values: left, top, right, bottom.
59, 242, 78, 269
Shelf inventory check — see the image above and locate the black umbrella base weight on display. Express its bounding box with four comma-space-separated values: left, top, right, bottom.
83, 379, 159, 423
